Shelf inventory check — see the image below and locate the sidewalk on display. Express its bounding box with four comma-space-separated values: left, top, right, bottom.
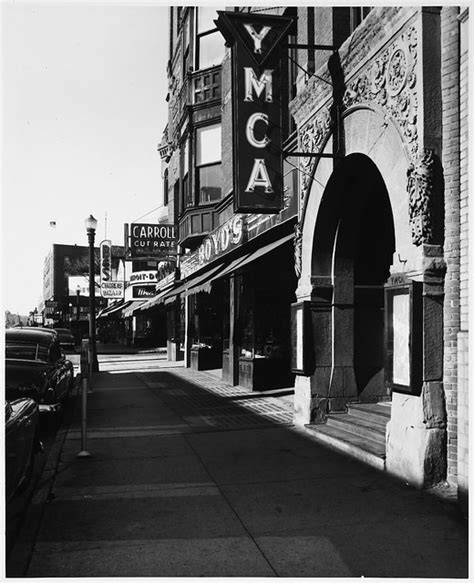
8, 363, 468, 578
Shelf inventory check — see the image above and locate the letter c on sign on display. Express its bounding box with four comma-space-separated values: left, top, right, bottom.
246, 113, 270, 149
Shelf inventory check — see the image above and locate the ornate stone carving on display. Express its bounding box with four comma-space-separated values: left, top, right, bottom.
298, 108, 332, 213
297, 25, 419, 220
343, 26, 418, 157
407, 149, 436, 246
294, 222, 302, 276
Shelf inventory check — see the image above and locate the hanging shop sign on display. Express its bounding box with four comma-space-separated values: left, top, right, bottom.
132, 285, 156, 299
215, 11, 294, 214
125, 223, 178, 259
129, 270, 158, 285
101, 281, 125, 299
100, 240, 124, 298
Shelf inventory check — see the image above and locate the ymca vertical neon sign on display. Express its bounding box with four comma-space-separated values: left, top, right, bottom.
215, 12, 294, 213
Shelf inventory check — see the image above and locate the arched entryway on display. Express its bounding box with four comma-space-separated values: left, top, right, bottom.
311, 153, 396, 412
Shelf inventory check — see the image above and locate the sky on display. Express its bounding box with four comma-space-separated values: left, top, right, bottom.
1, 1, 170, 314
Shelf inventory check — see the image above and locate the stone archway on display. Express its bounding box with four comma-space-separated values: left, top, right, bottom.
294, 106, 412, 424
310, 153, 396, 413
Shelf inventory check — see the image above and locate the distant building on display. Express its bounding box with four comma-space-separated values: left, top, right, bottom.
42, 243, 124, 326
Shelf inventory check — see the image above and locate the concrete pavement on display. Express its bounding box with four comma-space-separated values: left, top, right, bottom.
7, 360, 468, 577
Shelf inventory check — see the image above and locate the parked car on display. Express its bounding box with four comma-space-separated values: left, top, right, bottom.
54, 327, 75, 349
5, 328, 74, 414
5, 398, 41, 501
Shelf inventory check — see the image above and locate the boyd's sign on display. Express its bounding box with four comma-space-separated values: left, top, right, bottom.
215, 11, 293, 213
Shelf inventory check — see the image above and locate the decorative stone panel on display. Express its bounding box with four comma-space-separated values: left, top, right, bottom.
298, 25, 419, 215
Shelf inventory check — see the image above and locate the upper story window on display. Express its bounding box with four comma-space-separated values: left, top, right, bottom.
196, 7, 224, 70
182, 12, 191, 74
163, 169, 169, 207
182, 138, 193, 209
350, 7, 372, 33
196, 123, 222, 204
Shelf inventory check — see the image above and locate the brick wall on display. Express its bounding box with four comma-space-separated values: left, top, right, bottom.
457, 7, 469, 513
441, 6, 461, 485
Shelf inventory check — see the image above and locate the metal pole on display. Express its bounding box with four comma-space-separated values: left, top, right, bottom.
87, 228, 99, 373
77, 340, 91, 458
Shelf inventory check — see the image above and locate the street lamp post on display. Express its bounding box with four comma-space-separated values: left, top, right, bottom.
76, 285, 81, 321
85, 214, 99, 372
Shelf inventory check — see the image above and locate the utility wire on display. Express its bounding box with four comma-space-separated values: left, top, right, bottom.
131, 204, 165, 224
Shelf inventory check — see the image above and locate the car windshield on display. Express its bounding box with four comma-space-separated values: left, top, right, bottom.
6, 342, 49, 362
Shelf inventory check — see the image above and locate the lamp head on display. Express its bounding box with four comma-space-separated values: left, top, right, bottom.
84, 214, 98, 232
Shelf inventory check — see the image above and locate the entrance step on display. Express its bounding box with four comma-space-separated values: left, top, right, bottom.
302, 402, 391, 472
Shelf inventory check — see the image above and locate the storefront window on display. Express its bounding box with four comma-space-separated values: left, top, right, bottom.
196, 124, 221, 205
196, 7, 224, 70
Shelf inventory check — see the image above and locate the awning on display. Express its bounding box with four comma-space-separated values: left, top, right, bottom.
161, 261, 226, 304
158, 232, 294, 305
97, 300, 132, 319
122, 301, 145, 318
204, 232, 294, 285
138, 284, 176, 311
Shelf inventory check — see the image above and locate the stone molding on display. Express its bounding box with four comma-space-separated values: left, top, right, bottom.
297, 24, 419, 219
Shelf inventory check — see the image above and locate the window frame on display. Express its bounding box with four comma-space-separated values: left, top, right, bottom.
195, 7, 223, 71
195, 122, 222, 206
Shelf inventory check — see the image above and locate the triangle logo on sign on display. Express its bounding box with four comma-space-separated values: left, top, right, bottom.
215, 11, 294, 67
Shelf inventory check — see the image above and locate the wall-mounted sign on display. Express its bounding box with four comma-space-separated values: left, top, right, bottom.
198, 215, 244, 266
125, 223, 178, 259
180, 215, 246, 279
215, 11, 294, 214
132, 285, 156, 299
129, 270, 158, 285
384, 280, 423, 395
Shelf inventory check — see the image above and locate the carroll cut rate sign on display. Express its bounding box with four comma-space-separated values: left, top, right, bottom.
127, 223, 177, 259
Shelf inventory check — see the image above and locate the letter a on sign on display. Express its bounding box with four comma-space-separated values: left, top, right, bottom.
215, 11, 294, 213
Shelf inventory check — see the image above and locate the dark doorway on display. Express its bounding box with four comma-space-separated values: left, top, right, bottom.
312, 153, 396, 402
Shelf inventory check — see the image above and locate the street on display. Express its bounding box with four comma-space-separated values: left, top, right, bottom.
6, 352, 468, 578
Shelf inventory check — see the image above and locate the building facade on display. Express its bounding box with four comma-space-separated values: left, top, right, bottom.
42, 244, 123, 332
148, 6, 468, 508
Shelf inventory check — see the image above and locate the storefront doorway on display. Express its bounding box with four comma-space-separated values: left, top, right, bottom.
312, 153, 396, 407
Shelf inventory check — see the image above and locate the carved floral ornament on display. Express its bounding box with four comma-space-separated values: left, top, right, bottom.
407, 148, 437, 246
294, 25, 421, 267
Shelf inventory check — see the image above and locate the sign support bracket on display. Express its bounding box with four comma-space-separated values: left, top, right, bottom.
282, 151, 344, 159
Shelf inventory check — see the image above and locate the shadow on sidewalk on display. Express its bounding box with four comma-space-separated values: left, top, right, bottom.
8, 365, 468, 578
